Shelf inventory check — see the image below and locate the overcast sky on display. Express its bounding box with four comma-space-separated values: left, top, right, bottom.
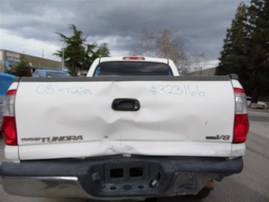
0, 0, 250, 67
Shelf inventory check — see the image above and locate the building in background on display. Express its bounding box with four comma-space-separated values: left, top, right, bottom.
0, 49, 62, 73
187, 59, 218, 76
189, 67, 217, 76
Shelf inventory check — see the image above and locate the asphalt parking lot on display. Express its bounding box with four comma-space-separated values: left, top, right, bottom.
0, 110, 269, 202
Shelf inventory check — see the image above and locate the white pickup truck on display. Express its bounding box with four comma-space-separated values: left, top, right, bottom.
0, 56, 249, 201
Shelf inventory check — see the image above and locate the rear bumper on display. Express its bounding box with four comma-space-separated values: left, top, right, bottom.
0, 156, 243, 200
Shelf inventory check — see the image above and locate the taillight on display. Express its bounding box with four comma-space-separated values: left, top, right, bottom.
2, 89, 17, 146
233, 88, 249, 143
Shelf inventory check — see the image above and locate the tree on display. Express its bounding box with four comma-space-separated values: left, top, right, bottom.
216, 1, 269, 102
133, 28, 189, 74
12, 55, 31, 77
246, 0, 269, 102
86, 43, 110, 65
54, 24, 86, 76
189, 51, 206, 74
55, 24, 110, 76
156, 30, 189, 74
216, 3, 250, 84
82, 43, 110, 71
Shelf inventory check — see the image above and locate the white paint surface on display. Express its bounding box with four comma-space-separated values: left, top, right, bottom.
14, 80, 237, 160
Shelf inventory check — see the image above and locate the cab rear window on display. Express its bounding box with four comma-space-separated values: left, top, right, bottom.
93, 62, 172, 76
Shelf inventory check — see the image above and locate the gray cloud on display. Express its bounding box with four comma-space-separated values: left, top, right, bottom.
0, 0, 250, 60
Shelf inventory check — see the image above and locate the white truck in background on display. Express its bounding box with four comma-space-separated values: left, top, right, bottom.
0, 56, 249, 201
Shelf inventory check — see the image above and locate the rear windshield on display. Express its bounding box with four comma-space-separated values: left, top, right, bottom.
93, 62, 172, 76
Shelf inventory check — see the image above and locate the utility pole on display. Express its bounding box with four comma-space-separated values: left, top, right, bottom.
62, 48, 64, 70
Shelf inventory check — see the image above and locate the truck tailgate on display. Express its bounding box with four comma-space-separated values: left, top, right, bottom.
15, 77, 235, 160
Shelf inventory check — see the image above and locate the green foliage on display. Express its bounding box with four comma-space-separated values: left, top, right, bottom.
216, 1, 269, 101
246, 0, 269, 102
55, 24, 110, 76
12, 55, 32, 77
216, 3, 250, 87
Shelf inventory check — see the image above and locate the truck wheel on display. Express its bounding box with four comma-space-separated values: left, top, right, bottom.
194, 187, 211, 199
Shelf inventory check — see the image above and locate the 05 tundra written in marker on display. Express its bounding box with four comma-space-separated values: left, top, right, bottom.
0, 56, 249, 200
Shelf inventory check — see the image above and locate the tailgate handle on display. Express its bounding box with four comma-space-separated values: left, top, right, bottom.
112, 98, 140, 111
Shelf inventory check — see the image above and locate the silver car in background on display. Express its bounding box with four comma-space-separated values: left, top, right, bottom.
246, 96, 268, 109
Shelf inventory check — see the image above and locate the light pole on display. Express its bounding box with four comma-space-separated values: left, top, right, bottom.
62, 48, 64, 70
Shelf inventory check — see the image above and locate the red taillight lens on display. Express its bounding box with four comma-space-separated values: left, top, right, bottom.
234, 88, 245, 94
2, 116, 17, 145
233, 88, 249, 143
233, 114, 249, 143
123, 56, 145, 60
2, 89, 17, 146
7, 89, 17, 96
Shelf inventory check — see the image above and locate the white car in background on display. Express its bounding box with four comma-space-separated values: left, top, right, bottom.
246, 96, 268, 109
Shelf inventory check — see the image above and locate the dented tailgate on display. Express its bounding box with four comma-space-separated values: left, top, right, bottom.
15, 77, 235, 160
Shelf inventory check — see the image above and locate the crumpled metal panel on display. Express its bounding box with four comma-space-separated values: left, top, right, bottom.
15, 80, 235, 160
